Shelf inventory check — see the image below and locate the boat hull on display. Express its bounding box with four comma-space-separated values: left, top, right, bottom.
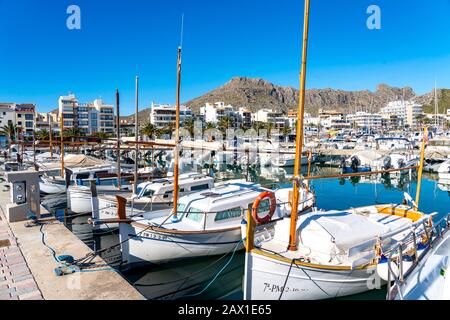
244, 251, 380, 300
120, 223, 243, 266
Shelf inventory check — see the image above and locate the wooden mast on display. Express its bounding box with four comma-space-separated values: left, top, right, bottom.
288, 0, 310, 251
60, 105, 65, 177
133, 76, 139, 194
172, 46, 182, 221
116, 89, 121, 190
414, 127, 428, 210
48, 113, 53, 158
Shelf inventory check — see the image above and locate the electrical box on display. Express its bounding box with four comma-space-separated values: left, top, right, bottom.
12, 181, 26, 205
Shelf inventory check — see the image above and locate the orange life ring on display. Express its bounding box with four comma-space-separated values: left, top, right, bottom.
252, 191, 276, 225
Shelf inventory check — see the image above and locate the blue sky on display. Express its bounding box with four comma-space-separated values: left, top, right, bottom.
0, 0, 449, 114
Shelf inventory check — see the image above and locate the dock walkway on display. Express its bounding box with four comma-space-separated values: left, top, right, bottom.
0, 184, 144, 300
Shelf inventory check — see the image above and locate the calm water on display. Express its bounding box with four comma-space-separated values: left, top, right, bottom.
43, 165, 450, 300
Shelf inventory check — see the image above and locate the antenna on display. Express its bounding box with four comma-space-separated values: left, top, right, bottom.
179, 13, 185, 49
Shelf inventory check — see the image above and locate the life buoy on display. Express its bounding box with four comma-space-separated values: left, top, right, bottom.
252, 191, 276, 225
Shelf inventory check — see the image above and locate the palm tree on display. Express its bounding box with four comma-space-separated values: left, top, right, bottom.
64, 127, 82, 137
265, 122, 274, 136
140, 122, 157, 140
182, 117, 195, 137
35, 129, 49, 141
0, 123, 18, 156
204, 122, 216, 131
218, 115, 234, 133
281, 124, 291, 142
92, 131, 110, 139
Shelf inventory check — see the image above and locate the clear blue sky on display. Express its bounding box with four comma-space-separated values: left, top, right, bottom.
0, 0, 449, 115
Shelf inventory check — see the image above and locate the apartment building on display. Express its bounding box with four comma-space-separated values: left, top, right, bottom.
0, 103, 36, 137
380, 100, 423, 127
252, 109, 287, 130
199, 102, 240, 128
347, 111, 382, 129
58, 94, 115, 134
238, 107, 252, 128
149, 102, 192, 129
319, 110, 351, 130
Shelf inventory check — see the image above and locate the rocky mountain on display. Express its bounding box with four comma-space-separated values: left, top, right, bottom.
121, 77, 449, 121
185, 77, 420, 116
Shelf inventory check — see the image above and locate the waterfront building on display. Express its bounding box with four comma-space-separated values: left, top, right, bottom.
0, 103, 36, 137
238, 107, 252, 128
318, 109, 351, 130
58, 94, 115, 135
199, 102, 240, 128
149, 102, 192, 129
252, 108, 287, 130
380, 100, 423, 127
347, 111, 382, 130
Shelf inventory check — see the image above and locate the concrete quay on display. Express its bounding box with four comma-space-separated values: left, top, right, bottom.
0, 180, 144, 300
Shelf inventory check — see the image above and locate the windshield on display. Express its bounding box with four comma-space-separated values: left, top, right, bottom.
185, 207, 203, 222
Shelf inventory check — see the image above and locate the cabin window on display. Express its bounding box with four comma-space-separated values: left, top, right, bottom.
191, 184, 210, 191
214, 207, 242, 222
185, 207, 203, 222
76, 173, 90, 180
93, 171, 109, 178
180, 188, 185, 193
163, 190, 173, 199
176, 203, 186, 215
142, 188, 154, 197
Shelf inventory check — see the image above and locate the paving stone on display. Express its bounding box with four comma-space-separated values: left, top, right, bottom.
12, 274, 33, 283
19, 291, 43, 300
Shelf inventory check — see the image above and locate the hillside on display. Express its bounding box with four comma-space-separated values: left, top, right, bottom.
121, 77, 449, 120
185, 77, 419, 116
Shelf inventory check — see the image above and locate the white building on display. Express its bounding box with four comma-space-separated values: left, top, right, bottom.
318, 110, 351, 130
199, 102, 240, 128
380, 101, 423, 127
149, 102, 192, 129
0, 103, 36, 137
238, 107, 252, 128
347, 111, 382, 129
58, 94, 115, 135
252, 109, 287, 130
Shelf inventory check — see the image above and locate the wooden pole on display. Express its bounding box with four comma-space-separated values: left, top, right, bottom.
60, 106, 65, 177
133, 76, 139, 194
116, 89, 121, 190
288, 0, 310, 251
48, 113, 53, 159
415, 127, 428, 210
172, 47, 182, 220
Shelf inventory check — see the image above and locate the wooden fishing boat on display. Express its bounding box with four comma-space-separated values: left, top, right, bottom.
242, 0, 433, 300
117, 180, 315, 267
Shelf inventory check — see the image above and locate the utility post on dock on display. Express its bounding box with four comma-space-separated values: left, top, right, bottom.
60, 104, 66, 178
116, 89, 122, 190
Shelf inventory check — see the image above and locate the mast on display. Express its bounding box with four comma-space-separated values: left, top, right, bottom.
288, 0, 310, 251
115, 89, 121, 190
133, 76, 139, 194
434, 79, 438, 128
48, 113, 53, 159
415, 127, 427, 210
172, 46, 182, 221
60, 105, 65, 177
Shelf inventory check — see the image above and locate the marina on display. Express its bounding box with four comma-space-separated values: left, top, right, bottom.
1, 0, 450, 304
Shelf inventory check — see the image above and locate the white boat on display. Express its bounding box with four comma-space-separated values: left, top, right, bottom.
92, 173, 215, 228
387, 214, 450, 300
117, 180, 315, 267
243, 202, 430, 300
438, 159, 450, 180
272, 154, 314, 167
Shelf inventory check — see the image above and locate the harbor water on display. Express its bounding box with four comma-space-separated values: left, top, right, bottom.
42, 165, 450, 300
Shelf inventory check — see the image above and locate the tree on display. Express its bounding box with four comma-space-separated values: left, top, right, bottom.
204, 122, 216, 131
35, 129, 50, 141
0, 123, 19, 156
64, 127, 82, 137
92, 131, 110, 139
281, 124, 291, 142
140, 122, 157, 140
218, 115, 234, 133
265, 122, 274, 136
182, 117, 195, 137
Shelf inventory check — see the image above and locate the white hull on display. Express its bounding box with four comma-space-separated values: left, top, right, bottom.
39, 180, 66, 195
120, 223, 243, 266
68, 185, 132, 214
272, 156, 312, 167
244, 252, 379, 300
